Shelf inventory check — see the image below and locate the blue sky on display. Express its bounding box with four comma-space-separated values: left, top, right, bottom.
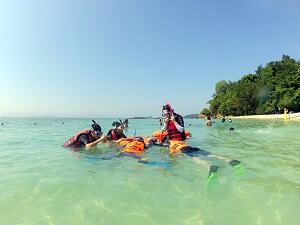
1, 0, 300, 118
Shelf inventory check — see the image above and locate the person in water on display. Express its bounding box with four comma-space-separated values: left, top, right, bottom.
88, 136, 170, 167
158, 139, 243, 180
159, 118, 163, 126
64, 120, 103, 149
122, 119, 129, 128
116, 136, 156, 158
221, 116, 225, 123
161, 104, 185, 141
106, 121, 127, 141
204, 116, 213, 126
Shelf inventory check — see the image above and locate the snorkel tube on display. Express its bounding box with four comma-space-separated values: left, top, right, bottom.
119, 119, 123, 129
160, 102, 173, 143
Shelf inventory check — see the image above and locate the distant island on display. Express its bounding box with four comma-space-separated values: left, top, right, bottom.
183, 114, 199, 119
129, 114, 200, 119
128, 116, 154, 119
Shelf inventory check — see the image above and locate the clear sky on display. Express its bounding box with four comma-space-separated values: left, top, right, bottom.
1, 0, 300, 118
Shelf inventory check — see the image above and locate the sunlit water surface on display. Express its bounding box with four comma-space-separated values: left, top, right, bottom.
0, 118, 299, 225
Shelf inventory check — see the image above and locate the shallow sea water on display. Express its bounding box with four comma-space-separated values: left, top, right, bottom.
0, 118, 299, 225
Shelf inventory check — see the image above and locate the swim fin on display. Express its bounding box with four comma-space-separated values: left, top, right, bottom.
228, 160, 245, 177
206, 165, 219, 190
208, 165, 219, 179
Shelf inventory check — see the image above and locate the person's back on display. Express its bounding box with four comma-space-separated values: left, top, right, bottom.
204, 116, 213, 126
121, 139, 146, 154
116, 137, 147, 158
168, 140, 189, 153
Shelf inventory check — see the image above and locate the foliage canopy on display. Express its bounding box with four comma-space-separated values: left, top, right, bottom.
206, 55, 300, 116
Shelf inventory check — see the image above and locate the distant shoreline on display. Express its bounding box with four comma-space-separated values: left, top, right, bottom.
231, 113, 300, 121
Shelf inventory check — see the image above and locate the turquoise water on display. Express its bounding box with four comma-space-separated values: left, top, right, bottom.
0, 118, 299, 225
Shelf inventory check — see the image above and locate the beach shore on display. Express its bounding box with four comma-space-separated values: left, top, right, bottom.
231, 112, 300, 121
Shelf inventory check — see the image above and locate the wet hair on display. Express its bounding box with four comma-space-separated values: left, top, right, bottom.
91, 123, 102, 135
112, 121, 122, 127
229, 127, 234, 131
207, 116, 211, 120
162, 105, 171, 112
134, 136, 144, 142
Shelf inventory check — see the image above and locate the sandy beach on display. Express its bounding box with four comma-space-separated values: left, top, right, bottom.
232, 112, 300, 121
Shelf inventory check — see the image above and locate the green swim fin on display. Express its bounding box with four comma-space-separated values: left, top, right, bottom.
206, 165, 219, 190
229, 160, 245, 178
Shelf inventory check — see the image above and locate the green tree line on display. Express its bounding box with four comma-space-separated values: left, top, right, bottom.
202, 55, 300, 116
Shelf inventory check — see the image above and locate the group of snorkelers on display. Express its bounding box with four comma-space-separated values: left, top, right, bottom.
64, 103, 243, 181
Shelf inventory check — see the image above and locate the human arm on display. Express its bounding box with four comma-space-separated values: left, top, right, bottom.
112, 137, 134, 143
172, 115, 184, 133
85, 136, 107, 148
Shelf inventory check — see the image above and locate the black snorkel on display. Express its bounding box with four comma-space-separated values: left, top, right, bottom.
119, 119, 124, 129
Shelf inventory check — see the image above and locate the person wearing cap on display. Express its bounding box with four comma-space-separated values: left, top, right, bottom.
106, 121, 127, 141
63, 121, 103, 149
161, 104, 185, 141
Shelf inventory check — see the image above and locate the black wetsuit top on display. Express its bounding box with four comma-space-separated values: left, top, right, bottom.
174, 113, 184, 127
77, 133, 97, 146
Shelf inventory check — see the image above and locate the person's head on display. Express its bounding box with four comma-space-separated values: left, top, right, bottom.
134, 136, 144, 143
124, 119, 128, 124
162, 105, 173, 118
207, 116, 211, 120
229, 127, 234, 131
91, 122, 102, 139
112, 121, 123, 134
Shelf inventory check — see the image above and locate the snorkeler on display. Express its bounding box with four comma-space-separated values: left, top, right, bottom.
161, 103, 186, 141
88, 136, 171, 167
155, 139, 243, 180
107, 121, 127, 141
63, 120, 103, 149
122, 119, 129, 128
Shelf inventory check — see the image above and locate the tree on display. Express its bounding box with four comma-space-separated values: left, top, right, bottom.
206, 55, 300, 115
201, 108, 211, 116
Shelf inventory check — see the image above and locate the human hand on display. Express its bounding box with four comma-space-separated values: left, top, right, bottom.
164, 117, 169, 123
170, 115, 175, 122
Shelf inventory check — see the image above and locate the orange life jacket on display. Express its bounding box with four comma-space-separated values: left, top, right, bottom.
63, 130, 92, 147
121, 140, 146, 154
169, 140, 189, 153
152, 130, 191, 140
